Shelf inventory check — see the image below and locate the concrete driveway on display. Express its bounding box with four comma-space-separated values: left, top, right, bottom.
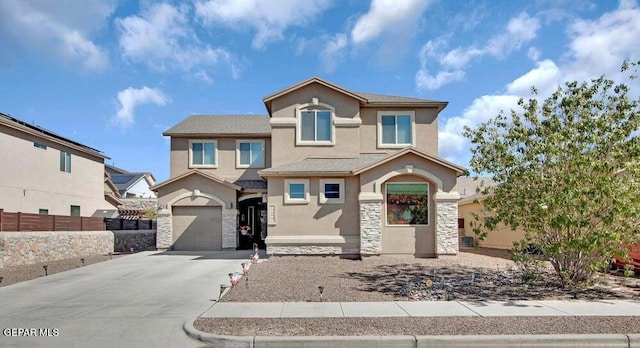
0, 250, 255, 347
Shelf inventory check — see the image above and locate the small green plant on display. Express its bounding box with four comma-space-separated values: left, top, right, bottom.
623, 264, 635, 277
511, 241, 545, 284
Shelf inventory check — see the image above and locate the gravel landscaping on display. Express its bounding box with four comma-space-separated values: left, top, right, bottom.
0, 253, 125, 287
196, 249, 640, 336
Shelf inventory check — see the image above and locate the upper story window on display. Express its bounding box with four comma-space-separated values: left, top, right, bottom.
59, 151, 71, 173
236, 140, 265, 168
34, 142, 47, 150
189, 140, 217, 168
297, 100, 335, 145
377, 111, 415, 148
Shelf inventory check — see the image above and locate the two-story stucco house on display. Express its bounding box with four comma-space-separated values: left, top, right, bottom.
154, 77, 465, 257
0, 112, 114, 217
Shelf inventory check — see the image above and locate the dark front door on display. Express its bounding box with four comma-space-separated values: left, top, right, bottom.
238, 198, 267, 249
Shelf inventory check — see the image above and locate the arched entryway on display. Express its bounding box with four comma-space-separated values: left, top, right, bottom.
237, 197, 267, 249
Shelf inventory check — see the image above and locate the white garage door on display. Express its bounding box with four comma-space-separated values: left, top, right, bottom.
172, 206, 222, 251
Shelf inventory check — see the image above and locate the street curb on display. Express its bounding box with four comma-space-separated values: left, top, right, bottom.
184, 318, 634, 348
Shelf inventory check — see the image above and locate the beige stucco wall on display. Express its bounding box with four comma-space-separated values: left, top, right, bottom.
359, 107, 439, 155
0, 125, 111, 216
458, 200, 526, 250
156, 174, 235, 208
269, 83, 361, 167
266, 176, 360, 239
359, 153, 458, 193
169, 137, 270, 181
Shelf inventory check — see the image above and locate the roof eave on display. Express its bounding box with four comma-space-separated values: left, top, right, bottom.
258, 170, 353, 177
362, 101, 449, 112
164, 132, 272, 137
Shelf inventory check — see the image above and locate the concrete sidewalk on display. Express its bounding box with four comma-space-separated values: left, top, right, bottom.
201, 299, 640, 318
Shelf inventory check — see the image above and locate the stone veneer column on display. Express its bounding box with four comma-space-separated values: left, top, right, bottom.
221, 209, 239, 250
434, 191, 461, 255
156, 208, 172, 250
359, 192, 383, 255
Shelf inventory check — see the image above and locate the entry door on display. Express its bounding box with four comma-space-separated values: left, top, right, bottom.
247, 206, 255, 232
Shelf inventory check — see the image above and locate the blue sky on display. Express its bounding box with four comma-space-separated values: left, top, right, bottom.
1, 0, 639, 181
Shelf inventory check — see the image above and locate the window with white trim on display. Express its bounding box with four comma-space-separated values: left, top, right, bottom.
319, 179, 345, 204
385, 182, 429, 225
189, 140, 217, 168
236, 140, 265, 168
284, 179, 309, 204
377, 111, 415, 148
59, 151, 71, 173
297, 101, 335, 145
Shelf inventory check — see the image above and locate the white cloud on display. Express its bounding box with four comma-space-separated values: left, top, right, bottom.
564, 0, 640, 83
116, 3, 233, 80
195, 0, 332, 49
0, 0, 113, 70
438, 2, 640, 168
113, 87, 169, 128
351, 0, 432, 45
527, 47, 541, 61
506, 59, 561, 97
486, 12, 541, 57
416, 12, 541, 91
320, 33, 348, 73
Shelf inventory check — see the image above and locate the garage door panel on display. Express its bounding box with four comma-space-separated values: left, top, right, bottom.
172, 206, 222, 251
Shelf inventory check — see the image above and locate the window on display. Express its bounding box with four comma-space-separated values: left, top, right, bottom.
34, 142, 47, 150
189, 140, 217, 168
377, 111, 415, 148
70, 205, 81, 216
319, 179, 345, 204
297, 106, 334, 145
386, 182, 429, 225
38, 209, 48, 215
236, 140, 265, 168
284, 179, 309, 204
59, 151, 71, 173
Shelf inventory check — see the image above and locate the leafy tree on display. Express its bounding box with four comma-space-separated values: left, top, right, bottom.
464, 60, 640, 284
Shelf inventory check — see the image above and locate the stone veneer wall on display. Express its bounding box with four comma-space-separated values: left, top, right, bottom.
113, 230, 156, 252
222, 210, 239, 250
267, 245, 360, 255
359, 193, 383, 255
156, 210, 172, 250
435, 191, 461, 255
0, 230, 156, 267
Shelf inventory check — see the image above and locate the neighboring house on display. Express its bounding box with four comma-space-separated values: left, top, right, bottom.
106, 165, 157, 199
154, 77, 465, 257
0, 112, 113, 216
456, 177, 526, 249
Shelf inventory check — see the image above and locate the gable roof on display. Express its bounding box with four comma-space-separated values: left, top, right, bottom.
151, 169, 242, 191
164, 115, 271, 136
262, 77, 448, 115
352, 147, 466, 175
110, 173, 151, 193
0, 112, 108, 159
259, 148, 466, 177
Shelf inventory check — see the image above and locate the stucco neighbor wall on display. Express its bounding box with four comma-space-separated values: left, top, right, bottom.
0, 230, 156, 267
0, 125, 111, 216
458, 200, 526, 250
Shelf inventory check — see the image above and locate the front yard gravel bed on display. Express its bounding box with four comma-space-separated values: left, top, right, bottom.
195, 316, 640, 336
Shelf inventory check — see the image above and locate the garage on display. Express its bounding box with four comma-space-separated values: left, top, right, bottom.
172, 206, 222, 251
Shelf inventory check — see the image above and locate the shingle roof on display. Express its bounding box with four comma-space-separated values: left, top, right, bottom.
259, 153, 389, 174
233, 179, 268, 190
110, 173, 148, 194
353, 92, 445, 105
455, 176, 497, 203
164, 115, 271, 136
